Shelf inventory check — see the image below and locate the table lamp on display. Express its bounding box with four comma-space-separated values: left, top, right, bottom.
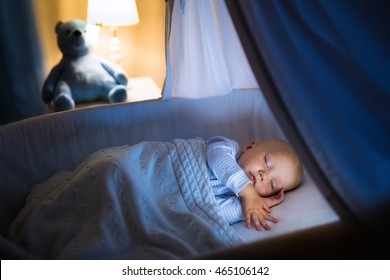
87, 0, 139, 65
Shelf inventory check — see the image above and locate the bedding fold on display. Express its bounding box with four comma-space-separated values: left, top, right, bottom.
9, 138, 242, 259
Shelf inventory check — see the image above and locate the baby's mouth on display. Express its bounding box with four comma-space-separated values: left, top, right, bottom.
248, 172, 256, 185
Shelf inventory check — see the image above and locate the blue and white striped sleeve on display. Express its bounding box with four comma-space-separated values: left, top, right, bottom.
214, 195, 244, 224
206, 136, 251, 195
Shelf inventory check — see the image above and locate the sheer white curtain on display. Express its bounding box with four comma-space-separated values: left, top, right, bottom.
163, 0, 258, 99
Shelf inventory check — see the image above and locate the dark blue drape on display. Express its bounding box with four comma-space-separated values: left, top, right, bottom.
226, 0, 390, 233
0, 0, 47, 125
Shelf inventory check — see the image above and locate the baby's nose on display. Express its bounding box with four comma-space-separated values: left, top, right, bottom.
259, 170, 268, 182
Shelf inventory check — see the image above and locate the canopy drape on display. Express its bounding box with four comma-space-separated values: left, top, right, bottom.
0, 0, 47, 124
225, 0, 390, 236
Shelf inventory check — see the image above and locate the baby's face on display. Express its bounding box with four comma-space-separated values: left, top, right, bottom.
237, 141, 299, 196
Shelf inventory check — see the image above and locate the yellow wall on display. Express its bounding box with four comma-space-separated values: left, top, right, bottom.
33, 0, 166, 88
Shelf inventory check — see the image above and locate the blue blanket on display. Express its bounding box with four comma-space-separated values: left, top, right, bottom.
9, 138, 242, 259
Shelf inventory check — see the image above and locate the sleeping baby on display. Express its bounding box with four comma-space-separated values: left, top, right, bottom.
206, 136, 303, 231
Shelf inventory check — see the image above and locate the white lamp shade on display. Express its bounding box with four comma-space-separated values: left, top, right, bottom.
87, 0, 140, 27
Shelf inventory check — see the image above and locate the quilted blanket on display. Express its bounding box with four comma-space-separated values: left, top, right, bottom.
9, 138, 242, 259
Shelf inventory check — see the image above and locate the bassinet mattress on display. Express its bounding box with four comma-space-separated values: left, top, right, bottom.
232, 171, 339, 242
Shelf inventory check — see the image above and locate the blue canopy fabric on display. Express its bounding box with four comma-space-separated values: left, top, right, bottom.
0, 0, 47, 125
225, 0, 390, 234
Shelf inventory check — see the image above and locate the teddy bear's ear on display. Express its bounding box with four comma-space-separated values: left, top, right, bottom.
55, 21, 63, 34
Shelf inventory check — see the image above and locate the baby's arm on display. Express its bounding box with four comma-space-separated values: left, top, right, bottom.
239, 184, 279, 231
207, 136, 278, 230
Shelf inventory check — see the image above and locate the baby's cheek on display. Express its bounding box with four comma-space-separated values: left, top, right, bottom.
255, 183, 267, 196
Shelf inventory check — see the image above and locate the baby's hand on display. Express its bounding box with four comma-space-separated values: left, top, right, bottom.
263, 188, 285, 208
239, 184, 278, 231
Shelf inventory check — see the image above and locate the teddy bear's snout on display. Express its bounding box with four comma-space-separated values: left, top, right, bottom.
73, 30, 82, 37
70, 30, 84, 45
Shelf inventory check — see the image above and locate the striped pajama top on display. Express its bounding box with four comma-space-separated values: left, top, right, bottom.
206, 136, 251, 225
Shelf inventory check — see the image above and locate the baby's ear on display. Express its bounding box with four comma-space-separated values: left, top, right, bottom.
241, 141, 257, 153
263, 188, 285, 208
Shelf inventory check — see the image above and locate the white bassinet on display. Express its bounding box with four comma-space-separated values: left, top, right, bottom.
0, 89, 341, 259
